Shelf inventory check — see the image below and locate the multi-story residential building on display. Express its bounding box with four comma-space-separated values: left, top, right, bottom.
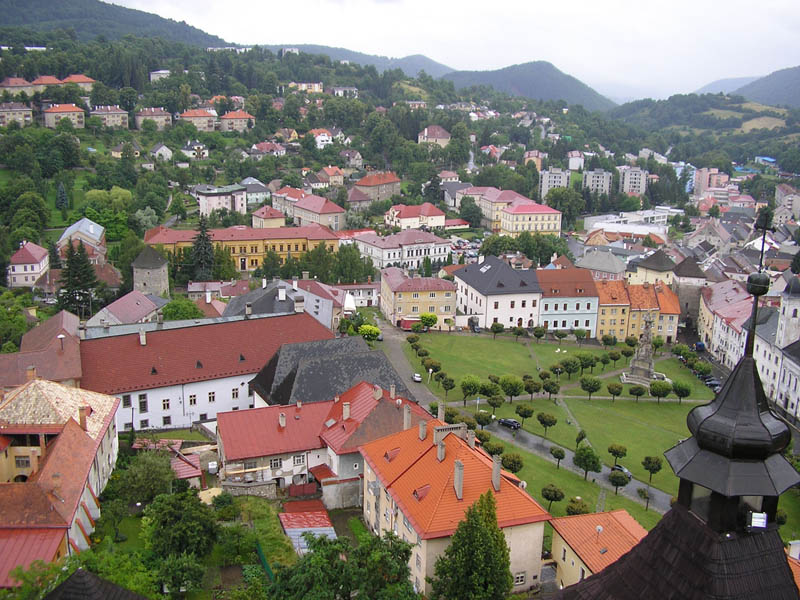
194, 184, 247, 217
354, 230, 451, 270
332, 282, 380, 307
318, 166, 345, 187
0, 76, 35, 96
7, 241, 48, 289
90, 105, 128, 128
454, 255, 542, 328
595, 280, 630, 341
567, 150, 585, 171
539, 168, 571, 200
179, 108, 216, 132
655, 283, 681, 343
626, 249, 675, 285
271, 186, 307, 219
754, 307, 782, 400
626, 282, 660, 339
135, 107, 172, 130
499, 200, 562, 237
523, 149, 548, 171
536, 268, 600, 336
292, 195, 345, 230
79, 312, 333, 431
332, 86, 359, 98
61, 74, 96, 92
252, 205, 285, 228
43, 104, 84, 129
582, 169, 612, 195
0, 102, 32, 127
777, 340, 800, 417
181, 139, 208, 160
618, 166, 648, 196
150, 142, 172, 161
694, 167, 729, 197
355, 172, 402, 202
307, 128, 333, 149
340, 149, 363, 169
289, 81, 323, 93
145, 223, 339, 272
576, 248, 627, 281
417, 125, 451, 147
385, 202, 446, 230
698, 279, 752, 365
360, 419, 549, 596
220, 109, 255, 132
57, 217, 106, 265
379, 267, 455, 329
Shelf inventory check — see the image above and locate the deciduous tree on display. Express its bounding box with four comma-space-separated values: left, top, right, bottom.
537, 412, 557, 438
490, 322, 504, 339
629, 384, 646, 403
541, 484, 565, 511
550, 446, 565, 469
642, 456, 663, 484
514, 404, 534, 427
608, 444, 627, 465
501, 453, 523, 473
499, 374, 524, 402
649, 381, 672, 404
460, 374, 481, 406
573, 446, 601, 481
580, 376, 602, 400
609, 470, 630, 495
607, 382, 623, 402
543, 380, 560, 402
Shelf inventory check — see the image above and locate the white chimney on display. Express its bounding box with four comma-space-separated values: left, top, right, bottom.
278, 287, 286, 302
262, 278, 267, 289
245, 302, 252, 317
419, 420, 427, 441
296, 400, 302, 409
139, 329, 146, 346
334, 394, 340, 403
372, 385, 382, 400
342, 402, 350, 420
279, 412, 286, 428
292, 279, 298, 291
403, 404, 411, 430
390, 384, 396, 399
205, 290, 211, 304
437, 440, 445, 462
478, 254, 485, 264
454, 459, 464, 500
790, 541, 800, 560
302, 271, 310, 280
492, 454, 501, 491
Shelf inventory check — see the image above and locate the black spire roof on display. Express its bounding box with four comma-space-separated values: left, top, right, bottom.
131, 245, 167, 269
44, 568, 148, 599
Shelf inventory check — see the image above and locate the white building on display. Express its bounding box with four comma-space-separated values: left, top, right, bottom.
539, 168, 571, 201
567, 150, 585, 171
618, 166, 648, 196
194, 184, 247, 217
7, 241, 49, 288
454, 255, 543, 329
582, 169, 612, 195
353, 229, 451, 270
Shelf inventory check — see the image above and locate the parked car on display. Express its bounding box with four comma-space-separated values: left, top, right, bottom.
704, 379, 721, 388
412, 373, 422, 382
498, 418, 521, 430
611, 464, 633, 480
713, 385, 722, 394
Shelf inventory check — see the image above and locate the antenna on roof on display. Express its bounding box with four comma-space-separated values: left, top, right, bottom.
596, 524, 603, 543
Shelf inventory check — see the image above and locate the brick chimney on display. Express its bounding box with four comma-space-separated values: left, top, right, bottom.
26, 366, 37, 381
492, 454, 501, 491
437, 440, 445, 462
403, 404, 411, 430
419, 420, 427, 441
78, 406, 89, 431
139, 329, 146, 346
454, 459, 464, 500
342, 402, 350, 420
467, 430, 475, 448
390, 384, 396, 399
279, 412, 286, 428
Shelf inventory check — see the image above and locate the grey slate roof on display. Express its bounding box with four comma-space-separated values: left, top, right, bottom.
636, 249, 675, 272
752, 306, 780, 348
672, 256, 707, 279
784, 338, 800, 364
57, 217, 104, 245
144, 294, 169, 310
44, 568, 148, 600
131, 246, 167, 269
454, 255, 542, 296
223, 282, 295, 317
575, 248, 626, 274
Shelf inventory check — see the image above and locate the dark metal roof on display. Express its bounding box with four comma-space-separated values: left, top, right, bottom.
130, 245, 167, 269
786, 276, 800, 298
223, 282, 295, 317
636, 249, 676, 272
44, 569, 149, 600
673, 257, 707, 279
454, 255, 542, 296
555, 504, 800, 600
784, 339, 800, 365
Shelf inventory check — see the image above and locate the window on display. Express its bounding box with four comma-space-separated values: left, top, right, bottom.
140, 419, 149, 429
138, 394, 148, 413
270, 458, 282, 469
15, 456, 30, 469
563, 303, 567, 311
580, 567, 586, 581
444, 292, 452, 298
416, 554, 422, 569
412, 306, 419, 313
162, 416, 171, 426
293, 454, 305, 466
585, 320, 590, 327
428, 306, 435, 312
232, 387, 239, 399
208, 392, 215, 403
353, 462, 359, 470
443, 306, 451, 312
586, 302, 591, 310
510, 301, 515, 309
545, 303, 549, 311
494, 301, 499, 309
514, 572, 526, 586
521, 300, 526, 308
533, 299, 537, 307
200, 413, 207, 420
601, 309, 606, 315
429, 292, 436, 298
162, 398, 170, 410
562, 320, 567, 328
189, 394, 197, 406
124, 422, 133, 430
562, 547, 567, 561
122, 394, 131, 408
412, 293, 419, 299
574, 320, 579, 327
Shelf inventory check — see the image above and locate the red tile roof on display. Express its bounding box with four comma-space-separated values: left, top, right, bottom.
62, 74, 95, 84
655, 283, 680, 315
136, 107, 170, 116
388, 202, 445, 219
419, 125, 451, 139
102, 290, 158, 322
535, 268, 599, 298
627, 283, 659, 310
321, 166, 343, 177
193, 297, 226, 317
295, 194, 345, 215
31, 75, 61, 85
503, 199, 561, 214
0, 77, 31, 87
180, 109, 214, 118
221, 110, 255, 120
253, 205, 284, 219
9, 241, 47, 265
279, 510, 333, 529
550, 509, 647, 574
283, 499, 326, 512
274, 186, 307, 201
0, 528, 65, 588
93, 263, 122, 288
356, 172, 401, 187
0, 332, 82, 386
144, 223, 339, 245
595, 280, 630, 306
381, 267, 456, 293
171, 453, 202, 480
44, 103, 83, 113
359, 422, 550, 539
79, 312, 334, 395
294, 279, 346, 307
444, 218, 469, 227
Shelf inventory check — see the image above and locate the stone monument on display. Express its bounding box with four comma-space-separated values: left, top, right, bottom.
620, 314, 669, 385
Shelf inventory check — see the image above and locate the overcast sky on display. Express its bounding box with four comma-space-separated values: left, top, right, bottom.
112, 0, 800, 101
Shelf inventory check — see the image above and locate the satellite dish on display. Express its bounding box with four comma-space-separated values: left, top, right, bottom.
596, 525, 603, 534
519, 480, 527, 489
396, 398, 402, 407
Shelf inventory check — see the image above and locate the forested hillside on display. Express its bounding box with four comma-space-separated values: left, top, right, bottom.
733, 66, 800, 108
0, 0, 227, 46
694, 76, 760, 95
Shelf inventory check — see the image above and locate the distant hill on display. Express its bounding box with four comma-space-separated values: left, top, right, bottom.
442, 61, 615, 112
261, 44, 454, 78
733, 65, 800, 108
0, 0, 228, 46
694, 76, 760, 95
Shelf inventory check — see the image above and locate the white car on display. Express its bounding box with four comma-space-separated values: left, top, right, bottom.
412, 373, 423, 382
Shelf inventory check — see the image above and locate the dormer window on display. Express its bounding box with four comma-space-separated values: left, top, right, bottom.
413, 484, 431, 501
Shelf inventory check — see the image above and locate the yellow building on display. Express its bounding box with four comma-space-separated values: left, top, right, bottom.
144, 224, 339, 272
626, 249, 675, 285
626, 282, 660, 338
595, 280, 630, 341
500, 201, 562, 238
379, 267, 455, 330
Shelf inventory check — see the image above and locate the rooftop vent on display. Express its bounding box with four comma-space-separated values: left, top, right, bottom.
150, 367, 157, 375
196, 360, 203, 369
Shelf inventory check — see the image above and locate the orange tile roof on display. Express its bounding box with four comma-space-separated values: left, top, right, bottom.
180, 108, 215, 118
357, 172, 401, 187
0, 77, 31, 87
550, 509, 647, 574
221, 110, 254, 120
536, 268, 599, 298
322, 166, 344, 177
31, 75, 62, 85
788, 554, 800, 590
360, 422, 549, 539
62, 74, 96, 84
595, 280, 630, 306
44, 103, 83, 113
627, 283, 659, 310
655, 283, 680, 315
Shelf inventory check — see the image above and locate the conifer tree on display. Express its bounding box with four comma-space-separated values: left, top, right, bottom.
58, 240, 98, 317
191, 215, 214, 281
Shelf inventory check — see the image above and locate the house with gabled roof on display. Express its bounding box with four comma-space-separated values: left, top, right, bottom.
293, 194, 345, 231
85, 290, 168, 327
355, 172, 401, 202
380, 267, 456, 329
57, 217, 106, 265
626, 249, 675, 285
595, 280, 630, 341
537, 268, 600, 336
354, 229, 451, 270
360, 416, 550, 595
417, 125, 450, 147
252, 205, 285, 228
179, 108, 216, 131
43, 104, 84, 129
385, 202, 445, 230
217, 381, 430, 508
220, 109, 255, 132
575, 248, 626, 281
7, 241, 48, 289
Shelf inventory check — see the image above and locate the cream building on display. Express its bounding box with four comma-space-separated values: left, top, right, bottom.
379, 267, 455, 329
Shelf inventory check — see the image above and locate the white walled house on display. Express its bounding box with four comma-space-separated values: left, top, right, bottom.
7, 241, 49, 288
354, 229, 451, 270
454, 255, 543, 328
194, 184, 247, 217
78, 313, 334, 431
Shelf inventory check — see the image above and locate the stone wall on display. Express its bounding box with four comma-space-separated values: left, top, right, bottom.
321, 479, 362, 510
222, 480, 277, 499
133, 264, 169, 298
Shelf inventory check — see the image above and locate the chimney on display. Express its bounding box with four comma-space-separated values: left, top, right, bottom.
78, 323, 86, 340
262, 278, 267, 289
78, 406, 88, 431
437, 440, 445, 462
372, 385, 382, 400
789, 541, 800, 560
492, 454, 501, 491
278, 286, 287, 302
419, 420, 427, 441
454, 459, 464, 500
279, 412, 286, 428
302, 271, 310, 280
139, 329, 146, 345
296, 400, 302, 409
157, 310, 163, 324
437, 402, 445, 421
245, 302, 252, 317
478, 254, 485, 264
205, 290, 211, 304
38, 432, 46, 463
342, 402, 350, 420
403, 404, 411, 430
292, 279, 298, 291
334, 394, 340, 403
467, 430, 475, 448
390, 384, 396, 399
26, 366, 37, 381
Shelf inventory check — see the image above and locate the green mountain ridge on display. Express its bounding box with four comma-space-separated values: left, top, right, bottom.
442, 61, 616, 112
694, 76, 760, 95
0, 0, 228, 46
733, 65, 800, 108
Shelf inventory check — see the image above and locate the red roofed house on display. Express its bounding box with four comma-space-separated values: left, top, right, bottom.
252, 205, 285, 229
360, 416, 550, 595
385, 202, 445, 230
0, 77, 34, 96
418, 125, 451, 147
179, 108, 216, 132
61, 74, 96, 92
251, 141, 285, 157
0, 379, 119, 587
500, 199, 562, 237
7, 241, 48, 289
293, 194, 345, 231
317, 165, 344, 187
0, 102, 32, 127
550, 509, 647, 589
380, 266, 456, 329
85, 290, 166, 327
355, 172, 401, 202
271, 186, 307, 219
217, 381, 431, 508
79, 312, 334, 431
43, 104, 84, 129
220, 109, 255, 132
307, 128, 333, 149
